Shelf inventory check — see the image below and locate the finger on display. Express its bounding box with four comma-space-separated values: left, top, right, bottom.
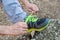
31, 11, 35, 14
21, 27, 28, 31
25, 7, 33, 12
22, 29, 28, 31
17, 22, 28, 28
29, 8, 36, 13
33, 8, 39, 12
22, 31, 27, 34
34, 5, 39, 11
27, 8, 33, 12
22, 27, 28, 29
21, 30, 27, 34
32, 7, 39, 13
21, 25, 28, 29
27, 7, 37, 13
36, 7, 39, 11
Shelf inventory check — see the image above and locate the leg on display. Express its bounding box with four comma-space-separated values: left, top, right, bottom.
0, 0, 2, 3
2, 0, 27, 23
0, 0, 2, 6
0, 0, 28, 35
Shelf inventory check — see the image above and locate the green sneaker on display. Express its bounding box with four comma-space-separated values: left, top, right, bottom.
25, 14, 51, 32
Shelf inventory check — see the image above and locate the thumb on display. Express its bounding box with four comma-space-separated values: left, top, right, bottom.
31, 11, 36, 14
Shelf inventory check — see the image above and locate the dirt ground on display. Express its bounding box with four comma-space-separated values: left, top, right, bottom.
0, 0, 60, 40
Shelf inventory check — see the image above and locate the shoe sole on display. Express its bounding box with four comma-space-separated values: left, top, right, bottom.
27, 19, 51, 33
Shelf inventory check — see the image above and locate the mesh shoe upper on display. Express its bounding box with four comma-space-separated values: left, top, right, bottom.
25, 14, 50, 29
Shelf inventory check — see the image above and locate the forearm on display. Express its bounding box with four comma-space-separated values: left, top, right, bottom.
0, 25, 11, 35
20, 0, 30, 5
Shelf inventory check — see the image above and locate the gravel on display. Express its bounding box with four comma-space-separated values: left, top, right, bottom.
0, 0, 60, 40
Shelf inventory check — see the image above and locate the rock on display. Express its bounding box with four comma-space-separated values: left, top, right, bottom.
57, 20, 60, 25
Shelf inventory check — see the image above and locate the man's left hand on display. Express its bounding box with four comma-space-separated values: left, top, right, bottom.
24, 3, 39, 13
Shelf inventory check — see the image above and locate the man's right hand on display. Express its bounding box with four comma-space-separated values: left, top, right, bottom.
0, 22, 28, 36
11, 22, 28, 35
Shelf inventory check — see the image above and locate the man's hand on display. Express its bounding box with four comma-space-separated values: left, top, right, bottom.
24, 3, 39, 13
0, 22, 28, 36
12, 22, 28, 35
20, 0, 39, 13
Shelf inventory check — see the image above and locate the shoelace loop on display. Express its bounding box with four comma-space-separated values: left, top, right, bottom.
25, 14, 38, 22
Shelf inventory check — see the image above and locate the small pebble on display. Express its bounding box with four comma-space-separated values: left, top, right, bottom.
57, 20, 60, 25
31, 39, 36, 40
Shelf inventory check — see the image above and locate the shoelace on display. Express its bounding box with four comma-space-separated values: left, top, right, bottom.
25, 14, 39, 29
25, 14, 38, 23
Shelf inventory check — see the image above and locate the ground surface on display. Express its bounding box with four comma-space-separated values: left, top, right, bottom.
0, 0, 60, 40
